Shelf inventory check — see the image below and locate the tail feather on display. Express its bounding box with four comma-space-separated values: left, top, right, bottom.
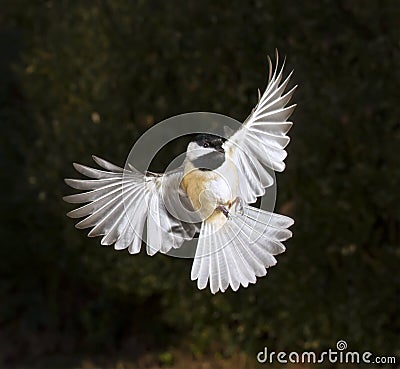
191, 205, 293, 294
228, 220, 267, 277
214, 229, 240, 291
220, 229, 254, 288
215, 230, 238, 292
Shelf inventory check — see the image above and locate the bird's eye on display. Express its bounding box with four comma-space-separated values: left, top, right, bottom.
203, 142, 209, 148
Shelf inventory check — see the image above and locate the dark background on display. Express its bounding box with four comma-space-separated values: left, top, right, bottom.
1, 1, 399, 368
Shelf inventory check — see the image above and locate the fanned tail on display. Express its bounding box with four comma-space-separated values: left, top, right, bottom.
191, 205, 293, 293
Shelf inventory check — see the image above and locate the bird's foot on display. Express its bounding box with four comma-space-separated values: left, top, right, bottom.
216, 205, 230, 219
231, 197, 244, 215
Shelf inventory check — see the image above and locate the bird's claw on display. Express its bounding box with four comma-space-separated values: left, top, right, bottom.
232, 197, 244, 215
216, 197, 244, 219
216, 205, 230, 219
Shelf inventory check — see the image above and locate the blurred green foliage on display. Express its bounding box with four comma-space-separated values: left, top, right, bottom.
1, 0, 399, 365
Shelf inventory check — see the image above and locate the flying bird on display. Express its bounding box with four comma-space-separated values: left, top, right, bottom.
64, 53, 296, 293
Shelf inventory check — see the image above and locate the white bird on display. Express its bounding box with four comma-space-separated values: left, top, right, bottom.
64, 53, 297, 293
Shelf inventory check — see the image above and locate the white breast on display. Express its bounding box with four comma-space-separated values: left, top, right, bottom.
182, 155, 238, 221
204, 159, 238, 204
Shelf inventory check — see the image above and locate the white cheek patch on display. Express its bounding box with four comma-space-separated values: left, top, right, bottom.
191, 151, 225, 171
186, 145, 215, 161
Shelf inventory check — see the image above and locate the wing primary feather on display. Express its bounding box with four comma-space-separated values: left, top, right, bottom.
72, 163, 120, 179
92, 155, 124, 172
64, 178, 121, 191
258, 80, 296, 112
66, 182, 137, 218
65, 157, 194, 256
63, 180, 135, 204
86, 187, 143, 236
100, 187, 148, 245
267, 55, 273, 83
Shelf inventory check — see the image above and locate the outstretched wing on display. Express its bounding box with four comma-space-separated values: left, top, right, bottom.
224, 52, 297, 203
63, 156, 197, 255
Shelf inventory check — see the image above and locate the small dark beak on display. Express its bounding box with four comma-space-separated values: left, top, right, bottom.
216, 145, 225, 154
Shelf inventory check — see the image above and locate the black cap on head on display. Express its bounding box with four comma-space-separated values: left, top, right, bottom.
190, 133, 226, 170
192, 133, 226, 148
